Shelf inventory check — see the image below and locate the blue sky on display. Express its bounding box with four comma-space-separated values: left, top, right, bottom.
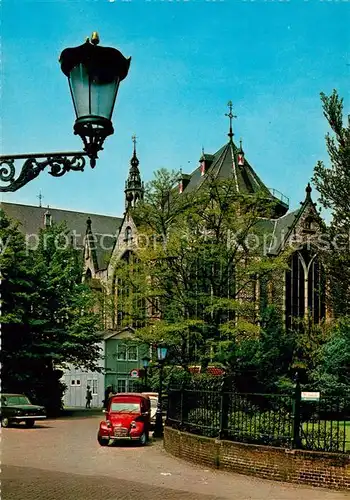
1, 0, 349, 218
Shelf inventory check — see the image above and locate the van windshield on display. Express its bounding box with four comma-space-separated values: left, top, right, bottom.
110, 402, 140, 413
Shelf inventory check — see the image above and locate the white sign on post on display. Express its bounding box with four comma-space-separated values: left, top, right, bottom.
301, 391, 320, 401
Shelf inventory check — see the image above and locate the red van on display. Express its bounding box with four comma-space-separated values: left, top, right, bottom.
97, 393, 151, 446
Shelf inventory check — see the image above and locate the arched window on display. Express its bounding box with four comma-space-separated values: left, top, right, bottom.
85, 268, 92, 281
285, 247, 325, 329
124, 226, 132, 243
308, 254, 326, 324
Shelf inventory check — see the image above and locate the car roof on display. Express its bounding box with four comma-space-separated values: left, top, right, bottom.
112, 392, 150, 400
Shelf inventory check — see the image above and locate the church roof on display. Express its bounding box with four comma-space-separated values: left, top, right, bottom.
181, 139, 289, 214
1, 201, 122, 251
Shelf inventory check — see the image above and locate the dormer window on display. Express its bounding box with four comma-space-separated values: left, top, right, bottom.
44, 211, 52, 227
237, 153, 244, 166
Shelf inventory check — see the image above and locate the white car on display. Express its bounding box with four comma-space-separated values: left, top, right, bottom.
142, 392, 158, 428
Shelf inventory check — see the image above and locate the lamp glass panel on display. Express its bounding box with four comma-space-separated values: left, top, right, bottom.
90, 78, 120, 120
69, 64, 90, 118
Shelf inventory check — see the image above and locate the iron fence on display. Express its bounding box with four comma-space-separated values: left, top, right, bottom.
166, 381, 349, 454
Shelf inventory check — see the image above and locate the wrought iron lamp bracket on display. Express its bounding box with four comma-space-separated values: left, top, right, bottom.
0, 151, 90, 192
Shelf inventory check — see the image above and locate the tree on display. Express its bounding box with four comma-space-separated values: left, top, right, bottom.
110, 169, 290, 370
0, 211, 103, 414
313, 90, 350, 316
310, 317, 350, 397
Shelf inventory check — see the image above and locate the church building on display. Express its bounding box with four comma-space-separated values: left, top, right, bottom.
1, 108, 327, 405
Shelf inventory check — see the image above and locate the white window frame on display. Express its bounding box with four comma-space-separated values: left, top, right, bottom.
116, 344, 127, 361
92, 379, 98, 395
117, 379, 127, 393
127, 345, 138, 362
128, 380, 137, 392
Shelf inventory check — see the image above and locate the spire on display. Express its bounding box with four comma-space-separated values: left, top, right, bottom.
125, 135, 144, 210
131, 134, 139, 169
225, 101, 237, 141
305, 182, 312, 201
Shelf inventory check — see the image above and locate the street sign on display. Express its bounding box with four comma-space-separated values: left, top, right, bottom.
301, 391, 320, 401
130, 369, 139, 378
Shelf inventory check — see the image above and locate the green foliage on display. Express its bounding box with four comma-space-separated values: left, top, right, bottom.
310, 317, 350, 397
0, 211, 103, 413
110, 170, 290, 371
313, 90, 350, 316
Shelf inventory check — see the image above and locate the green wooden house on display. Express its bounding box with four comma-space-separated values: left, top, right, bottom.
104, 329, 149, 393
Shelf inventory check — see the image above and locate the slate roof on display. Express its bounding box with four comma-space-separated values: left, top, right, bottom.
255, 209, 300, 256
182, 139, 289, 215
1, 202, 122, 268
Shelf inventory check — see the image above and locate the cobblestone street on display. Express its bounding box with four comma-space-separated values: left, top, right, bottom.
1, 416, 348, 499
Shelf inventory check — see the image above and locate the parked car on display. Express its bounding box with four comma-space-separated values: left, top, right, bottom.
97, 393, 151, 446
0, 393, 46, 428
141, 392, 158, 429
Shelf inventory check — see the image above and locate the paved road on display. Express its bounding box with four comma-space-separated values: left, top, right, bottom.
1, 416, 349, 500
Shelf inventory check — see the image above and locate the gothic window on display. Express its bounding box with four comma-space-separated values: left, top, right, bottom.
85, 268, 92, 281
285, 251, 305, 330
285, 247, 325, 330
124, 226, 132, 243
308, 254, 326, 324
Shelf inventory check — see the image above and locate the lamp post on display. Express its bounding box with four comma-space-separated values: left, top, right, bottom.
142, 356, 151, 391
0, 32, 131, 192
153, 343, 168, 438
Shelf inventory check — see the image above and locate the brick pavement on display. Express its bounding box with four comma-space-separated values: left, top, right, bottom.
2, 465, 222, 500
1, 417, 349, 500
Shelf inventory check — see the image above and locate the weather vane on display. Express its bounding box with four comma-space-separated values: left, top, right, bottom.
225, 101, 237, 140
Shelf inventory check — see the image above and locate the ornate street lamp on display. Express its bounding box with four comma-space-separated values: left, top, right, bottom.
0, 32, 131, 192
153, 343, 168, 438
142, 356, 151, 391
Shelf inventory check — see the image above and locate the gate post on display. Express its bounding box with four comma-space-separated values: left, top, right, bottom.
219, 377, 230, 440
292, 372, 302, 449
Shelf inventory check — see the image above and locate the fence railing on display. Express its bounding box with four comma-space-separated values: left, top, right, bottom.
166, 381, 349, 454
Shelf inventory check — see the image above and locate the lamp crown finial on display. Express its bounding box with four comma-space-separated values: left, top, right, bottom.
91, 32, 100, 45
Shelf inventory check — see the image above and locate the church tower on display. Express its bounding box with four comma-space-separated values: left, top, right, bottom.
125, 135, 144, 210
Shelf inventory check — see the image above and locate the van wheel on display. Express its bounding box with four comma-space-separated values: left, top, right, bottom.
139, 432, 147, 446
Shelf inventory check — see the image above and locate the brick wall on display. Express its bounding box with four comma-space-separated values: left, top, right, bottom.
164, 427, 350, 490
